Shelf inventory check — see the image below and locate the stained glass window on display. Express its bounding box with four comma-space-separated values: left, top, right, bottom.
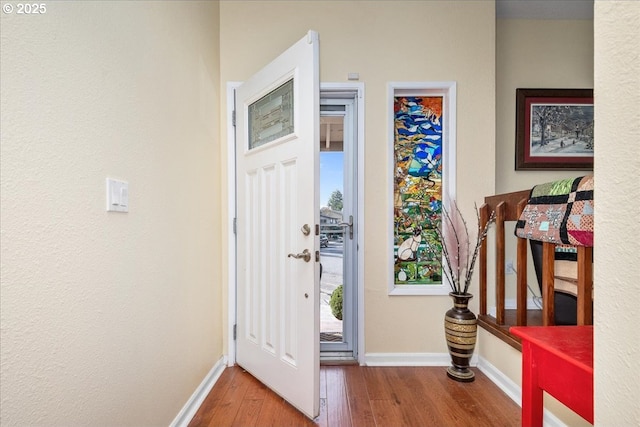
393, 96, 444, 286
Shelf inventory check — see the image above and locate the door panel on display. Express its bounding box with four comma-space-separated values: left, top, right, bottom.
235, 31, 320, 419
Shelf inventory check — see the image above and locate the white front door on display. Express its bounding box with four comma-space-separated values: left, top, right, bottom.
235, 31, 320, 419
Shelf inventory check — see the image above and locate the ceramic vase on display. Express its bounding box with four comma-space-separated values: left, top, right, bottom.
444, 292, 477, 382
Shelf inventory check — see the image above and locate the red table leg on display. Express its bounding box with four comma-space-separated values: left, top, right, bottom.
521, 341, 544, 427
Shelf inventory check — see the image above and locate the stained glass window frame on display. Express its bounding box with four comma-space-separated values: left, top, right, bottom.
388, 82, 457, 296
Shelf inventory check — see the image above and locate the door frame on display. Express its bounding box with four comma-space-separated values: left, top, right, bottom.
227, 81, 366, 366
319, 94, 357, 358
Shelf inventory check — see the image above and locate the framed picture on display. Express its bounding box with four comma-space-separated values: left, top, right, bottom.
515, 88, 594, 170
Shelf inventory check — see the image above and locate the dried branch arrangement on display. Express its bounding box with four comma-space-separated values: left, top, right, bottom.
433, 202, 496, 295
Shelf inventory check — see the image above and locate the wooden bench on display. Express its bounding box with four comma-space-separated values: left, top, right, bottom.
510, 326, 593, 426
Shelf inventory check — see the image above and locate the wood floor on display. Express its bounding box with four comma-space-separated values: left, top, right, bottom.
189, 365, 521, 427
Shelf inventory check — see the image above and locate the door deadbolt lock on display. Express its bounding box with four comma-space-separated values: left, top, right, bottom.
287, 249, 311, 262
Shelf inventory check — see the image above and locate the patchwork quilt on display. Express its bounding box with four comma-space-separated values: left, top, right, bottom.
514, 175, 594, 247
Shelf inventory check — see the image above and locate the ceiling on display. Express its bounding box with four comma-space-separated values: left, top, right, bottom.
320, 116, 344, 152
496, 0, 594, 20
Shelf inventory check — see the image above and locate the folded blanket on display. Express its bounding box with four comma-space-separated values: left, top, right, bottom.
515, 175, 594, 247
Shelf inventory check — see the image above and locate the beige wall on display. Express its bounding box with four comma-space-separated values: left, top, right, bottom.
480, 17, 595, 427
487, 7, 640, 425
496, 18, 594, 193
0, 2, 223, 425
219, 0, 496, 355
493, 19, 594, 308
594, 1, 640, 425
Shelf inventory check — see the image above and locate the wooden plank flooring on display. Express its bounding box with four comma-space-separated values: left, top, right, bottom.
189, 365, 520, 426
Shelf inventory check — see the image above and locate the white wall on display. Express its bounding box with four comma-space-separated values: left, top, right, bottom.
0, 2, 223, 425
219, 0, 496, 356
594, 1, 640, 425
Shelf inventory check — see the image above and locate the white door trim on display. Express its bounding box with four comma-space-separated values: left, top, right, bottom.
226, 81, 365, 366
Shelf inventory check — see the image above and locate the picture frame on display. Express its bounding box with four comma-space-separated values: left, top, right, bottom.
515, 88, 594, 170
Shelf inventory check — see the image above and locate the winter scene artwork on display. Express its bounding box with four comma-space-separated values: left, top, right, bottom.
529, 104, 594, 156
516, 88, 594, 170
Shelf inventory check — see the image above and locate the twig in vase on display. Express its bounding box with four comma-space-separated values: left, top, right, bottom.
432, 203, 496, 294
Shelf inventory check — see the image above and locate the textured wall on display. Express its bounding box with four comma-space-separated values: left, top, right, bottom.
594, 1, 640, 425
0, 2, 222, 425
219, 0, 496, 355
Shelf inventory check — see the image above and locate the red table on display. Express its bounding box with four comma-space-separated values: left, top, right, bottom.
510, 326, 593, 427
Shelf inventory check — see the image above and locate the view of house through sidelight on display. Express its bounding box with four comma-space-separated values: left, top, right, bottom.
319, 93, 357, 360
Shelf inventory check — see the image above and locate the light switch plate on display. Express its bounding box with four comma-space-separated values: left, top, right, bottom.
106, 178, 129, 212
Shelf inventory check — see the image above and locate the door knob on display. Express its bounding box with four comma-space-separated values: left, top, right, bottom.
288, 249, 311, 262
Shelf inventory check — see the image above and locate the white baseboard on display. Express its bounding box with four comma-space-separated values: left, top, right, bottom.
477, 356, 567, 427
170, 355, 227, 427
364, 352, 478, 367
476, 355, 521, 404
